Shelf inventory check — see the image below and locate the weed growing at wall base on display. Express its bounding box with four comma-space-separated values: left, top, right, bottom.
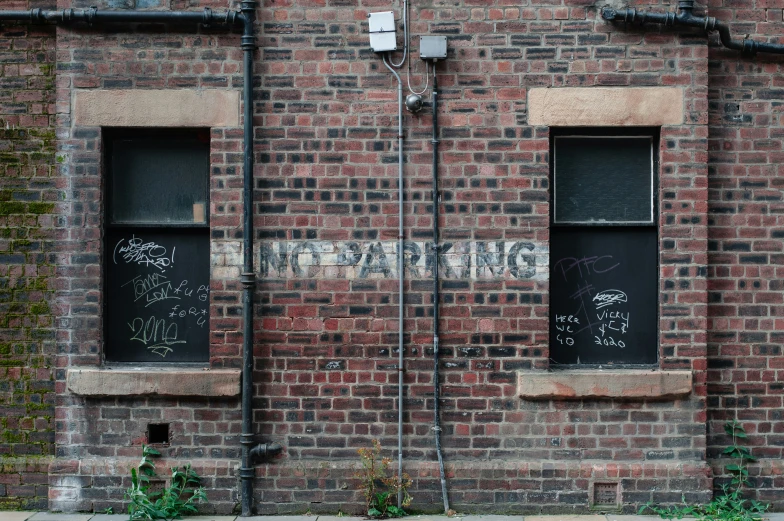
125, 445, 208, 520
640, 421, 768, 521
353, 440, 412, 518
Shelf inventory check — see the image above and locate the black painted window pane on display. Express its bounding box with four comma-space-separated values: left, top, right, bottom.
554, 137, 653, 224
549, 227, 658, 366
110, 137, 208, 224
105, 229, 209, 363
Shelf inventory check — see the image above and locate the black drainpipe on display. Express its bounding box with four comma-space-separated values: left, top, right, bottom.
430, 72, 450, 514
602, 0, 784, 56
0, 4, 281, 516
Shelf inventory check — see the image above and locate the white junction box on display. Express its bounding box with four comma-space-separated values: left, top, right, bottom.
368, 11, 397, 52
420, 35, 447, 60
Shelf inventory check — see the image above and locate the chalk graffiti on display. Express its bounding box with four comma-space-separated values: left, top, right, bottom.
114, 235, 175, 272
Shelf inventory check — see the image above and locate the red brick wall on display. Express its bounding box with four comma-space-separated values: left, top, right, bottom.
0, 0, 56, 510
249, 0, 711, 510
0, 0, 777, 515
706, 1, 784, 510
50, 7, 246, 512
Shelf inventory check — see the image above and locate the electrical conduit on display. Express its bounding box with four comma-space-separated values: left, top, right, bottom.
382, 53, 406, 510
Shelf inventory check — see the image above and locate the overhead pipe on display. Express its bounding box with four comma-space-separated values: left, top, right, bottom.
0, 7, 239, 25
429, 71, 450, 515
601, 0, 784, 56
0, 4, 275, 516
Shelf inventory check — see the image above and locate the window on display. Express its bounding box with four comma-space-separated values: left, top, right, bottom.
104, 129, 210, 363
549, 129, 658, 366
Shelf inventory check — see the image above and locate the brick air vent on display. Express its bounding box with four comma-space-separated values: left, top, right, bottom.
593, 482, 620, 507
147, 423, 170, 445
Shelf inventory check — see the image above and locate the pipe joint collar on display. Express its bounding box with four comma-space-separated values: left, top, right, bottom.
742, 38, 758, 56
238, 467, 256, 479
240, 433, 256, 446
202, 7, 213, 25
241, 35, 256, 51
240, 271, 256, 287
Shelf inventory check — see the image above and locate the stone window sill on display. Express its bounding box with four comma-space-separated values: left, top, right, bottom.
518, 369, 692, 400
66, 368, 241, 397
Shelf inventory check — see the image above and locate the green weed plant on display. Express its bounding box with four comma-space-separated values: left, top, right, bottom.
640, 420, 768, 521
354, 439, 412, 518
125, 445, 208, 520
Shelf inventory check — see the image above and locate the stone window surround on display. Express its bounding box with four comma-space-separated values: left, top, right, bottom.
66, 89, 241, 397
520, 86, 693, 400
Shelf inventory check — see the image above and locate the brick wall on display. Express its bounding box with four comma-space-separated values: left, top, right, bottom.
253, 0, 713, 514
0, 0, 57, 510
1, 0, 780, 515
50, 2, 247, 512
706, 2, 784, 511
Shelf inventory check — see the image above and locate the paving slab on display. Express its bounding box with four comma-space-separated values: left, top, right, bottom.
316, 516, 365, 521
26, 515, 93, 521
766, 515, 784, 521
607, 516, 662, 521
459, 516, 524, 521
0, 513, 38, 521
86, 516, 129, 521
246, 517, 317, 521
182, 517, 237, 521
527, 516, 607, 521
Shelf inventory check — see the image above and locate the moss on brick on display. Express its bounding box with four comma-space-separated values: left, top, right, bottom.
0, 153, 21, 164
29, 302, 49, 315
27, 202, 54, 215
0, 202, 25, 216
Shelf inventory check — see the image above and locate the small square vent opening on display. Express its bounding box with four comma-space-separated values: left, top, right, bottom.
147, 423, 170, 445
592, 482, 620, 509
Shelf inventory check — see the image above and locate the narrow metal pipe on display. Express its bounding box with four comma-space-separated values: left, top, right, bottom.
430, 73, 449, 515
239, 2, 258, 517
382, 54, 406, 510
601, 4, 784, 56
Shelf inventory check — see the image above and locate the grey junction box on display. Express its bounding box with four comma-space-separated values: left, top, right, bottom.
419, 35, 447, 60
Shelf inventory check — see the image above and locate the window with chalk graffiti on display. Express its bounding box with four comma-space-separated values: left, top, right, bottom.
549, 130, 659, 366
104, 129, 210, 363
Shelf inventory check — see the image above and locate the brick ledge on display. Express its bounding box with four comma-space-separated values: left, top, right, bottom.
518, 370, 692, 400
66, 368, 240, 397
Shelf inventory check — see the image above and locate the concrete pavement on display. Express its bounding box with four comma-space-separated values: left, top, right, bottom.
1, 514, 783, 521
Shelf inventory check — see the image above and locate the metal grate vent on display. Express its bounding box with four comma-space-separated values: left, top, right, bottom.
593, 482, 619, 506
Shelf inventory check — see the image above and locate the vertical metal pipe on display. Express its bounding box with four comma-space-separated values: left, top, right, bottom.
430, 73, 449, 514
239, 1, 257, 517
382, 54, 405, 510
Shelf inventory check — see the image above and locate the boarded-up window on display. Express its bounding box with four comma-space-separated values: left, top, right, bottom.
549, 131, 658, 366
104, 129, 210, 363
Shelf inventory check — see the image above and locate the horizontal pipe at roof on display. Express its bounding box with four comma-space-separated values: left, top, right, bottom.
0, 7, 242, 26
